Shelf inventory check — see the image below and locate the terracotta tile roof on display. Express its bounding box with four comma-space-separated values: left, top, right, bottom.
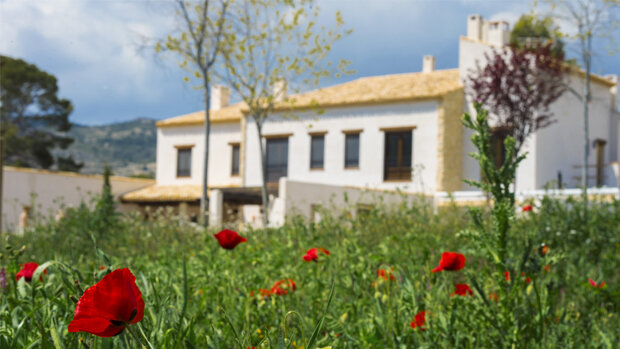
121, 184, 203, 202
155, 103, 246, 128
120, 184, 242, 203
156, 69, 462, 127
279, 69, 462, 110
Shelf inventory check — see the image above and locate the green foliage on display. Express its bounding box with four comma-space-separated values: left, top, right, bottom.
510, 14, 565, 58
0, 55, 80, 170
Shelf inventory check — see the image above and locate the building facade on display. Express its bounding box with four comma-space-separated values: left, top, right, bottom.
122, 14, 620, 225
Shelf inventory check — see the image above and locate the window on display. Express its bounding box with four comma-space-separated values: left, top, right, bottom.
231, 143, 240, 176
490, 128, 509, 169
310, 134, 325, 169
384, 130, 412, 180
265, 137, 289, 183
176, 147, 192, 177
344, 132, 360, 168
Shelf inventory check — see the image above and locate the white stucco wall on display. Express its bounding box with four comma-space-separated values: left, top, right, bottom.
156, 122, 242, 187
458, 36, 618, 190
535, 77, 617, 188
2, 167, 153, 232
243, 101, 440, 193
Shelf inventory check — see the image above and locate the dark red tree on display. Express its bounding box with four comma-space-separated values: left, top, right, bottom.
467, 44, 568, 156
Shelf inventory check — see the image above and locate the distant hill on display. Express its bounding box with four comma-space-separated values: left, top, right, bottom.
55, 118, 157, 177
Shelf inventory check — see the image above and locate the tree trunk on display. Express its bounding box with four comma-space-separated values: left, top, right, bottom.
255, 119, 270, 227
200, 76, 212, 228
582, 33, 592, 222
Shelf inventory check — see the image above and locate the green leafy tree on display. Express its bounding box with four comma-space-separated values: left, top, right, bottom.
219, 0, 351, 226
0, 55, 79, 169
156, 0, 231, 227
510, 14, 566, 58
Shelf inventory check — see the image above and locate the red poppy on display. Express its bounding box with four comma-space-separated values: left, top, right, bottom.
544, 265, 551, 272
410, 311, 426, 331
588, 278, 606, 289
16, 262, 46, 282
271, 279, 296, 296
522, 204, 533, 212
504, 271, 510, 282
489, 292, 499, 302
521, 272, 531, 284
303, 247, 330, 262
250, 288, 272, 299
452, 283, 473, 297
539, 244, 549, 256
68, 268, 144, 337
431, 252, 465, 273
213, 229, 247, 250
377, 268, 396, 281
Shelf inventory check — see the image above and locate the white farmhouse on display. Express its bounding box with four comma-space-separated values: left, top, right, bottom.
122, 15, 620, 225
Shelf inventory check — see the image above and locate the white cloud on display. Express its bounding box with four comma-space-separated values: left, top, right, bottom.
0, 0, 180, 104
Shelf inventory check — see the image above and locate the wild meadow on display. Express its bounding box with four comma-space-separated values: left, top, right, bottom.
1, 106, 618, 348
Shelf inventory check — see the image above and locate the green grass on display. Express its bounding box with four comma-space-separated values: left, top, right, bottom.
0, 195, 618, 348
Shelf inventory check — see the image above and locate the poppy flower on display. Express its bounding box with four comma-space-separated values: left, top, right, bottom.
504, 271, 510, 282
271, 279, 296, 296
377, 268, 396, 281
431, 252, 465, 273
16, 262, 46, 282
452, 283, 473, 297
250, 288, 272, 299
303, 247, 330, 262
539, 244, 549, 256
522, 204, 533, 212
410, 311, 426, 331
544, 265, 551, 272
68, 268, 144, 337
489, 292, 499, 302
588, 278, 606, 289
521, 272, 531, 284
213, 229, 247, 250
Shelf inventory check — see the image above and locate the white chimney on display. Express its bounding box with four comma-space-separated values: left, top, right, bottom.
606, 74, 618, 110
467, 14, 483, 41
422, 55, 436, 73
210, 85, 230, 111
487, 20, 510, 46
273, 79, 287, 102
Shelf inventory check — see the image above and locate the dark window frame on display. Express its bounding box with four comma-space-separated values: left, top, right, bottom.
310, 134, 325, 170
265, 137, 289, 183
176, 146, 193, 178
383, 130, 413, 181
343, 131, 361, 169
230, 143, 240, 176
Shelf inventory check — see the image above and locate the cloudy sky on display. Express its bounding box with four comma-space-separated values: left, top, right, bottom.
1, 0, 618, 125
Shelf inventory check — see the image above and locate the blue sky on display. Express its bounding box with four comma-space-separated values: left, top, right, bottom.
1, 0, 618, 125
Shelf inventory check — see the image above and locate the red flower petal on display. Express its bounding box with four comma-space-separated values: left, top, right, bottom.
303, 248, 318, 262
452, 283, 473, 297
410, 311, 426, 331
431, 252, 466, 273
213, 230, 247, 250
588, 278, 597, 287
522, 205, 533, 212
505, 271, 510, 282
16, 262, 45, 282
69, 268, 144, 337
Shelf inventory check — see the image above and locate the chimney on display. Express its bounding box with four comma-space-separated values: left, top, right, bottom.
273, 79, 287, 102
606, 74, 618, 111
467, 14, 483, 40
210, 85, 230, 111
487, 20, 510, 46
422, 55, 436, 73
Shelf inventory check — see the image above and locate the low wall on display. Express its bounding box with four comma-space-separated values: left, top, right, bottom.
275, 178, 432, 225
2, 167, 154, 232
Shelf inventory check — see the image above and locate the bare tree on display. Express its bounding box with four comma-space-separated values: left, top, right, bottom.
541, 0, 620, 214
156, 0, 230, 227
219, 0, 351, 226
